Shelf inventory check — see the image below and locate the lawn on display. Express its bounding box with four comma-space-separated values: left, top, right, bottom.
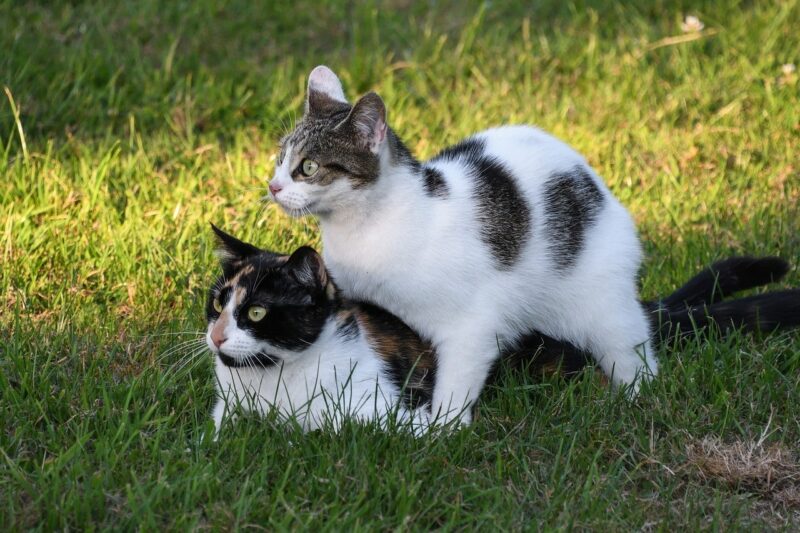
2, 0, 799, 529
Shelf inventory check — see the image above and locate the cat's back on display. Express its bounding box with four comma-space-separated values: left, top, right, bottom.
421, 124, 622, 241
425, 125, 589, 191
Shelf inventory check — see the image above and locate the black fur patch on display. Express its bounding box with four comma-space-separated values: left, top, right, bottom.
218, 351, 281, 369
471, 157, 531, 269
542, 166, 605, 270
500, 330, 593, 378
421, 167, 449, 198
430, 137, 486, 163
430, 136, 530, 268
389, 132, 421, 172
335, 310, 360, 341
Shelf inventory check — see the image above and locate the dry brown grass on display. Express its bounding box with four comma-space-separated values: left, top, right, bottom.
686, 435, 800, 507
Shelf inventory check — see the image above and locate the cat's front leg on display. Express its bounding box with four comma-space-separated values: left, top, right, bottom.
430, 329, 502, 427
198, 399, 227, 444
211, 398, 227, 437
208, 394, 240, 440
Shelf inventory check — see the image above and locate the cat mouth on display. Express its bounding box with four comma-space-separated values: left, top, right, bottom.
273, 196, 319, 217
217, 351, 281, 368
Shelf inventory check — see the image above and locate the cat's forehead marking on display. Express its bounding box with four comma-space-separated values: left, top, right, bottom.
233, 286, 247, 306
223, 264, 255, 289
288, 105, 351, 157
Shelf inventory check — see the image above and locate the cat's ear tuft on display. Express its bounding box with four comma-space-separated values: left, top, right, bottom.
211, 224, 262, 265
286, 246, 330, 294
306, 65, 348, 115
339, 92, 387, 154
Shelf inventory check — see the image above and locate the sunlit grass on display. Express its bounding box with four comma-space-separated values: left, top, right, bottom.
1, 0, 799, 528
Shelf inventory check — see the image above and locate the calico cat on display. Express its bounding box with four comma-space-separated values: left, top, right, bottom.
205, 225, 799, 435
267, 66, 799, 424
206, 225, 436, 434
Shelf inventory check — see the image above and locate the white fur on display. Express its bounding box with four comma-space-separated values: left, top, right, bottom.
271, 120, 657, 425
206, 301, 430, 435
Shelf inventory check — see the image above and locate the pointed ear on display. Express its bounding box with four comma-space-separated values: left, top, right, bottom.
285, 246, 331, 294
211, 224, 262, 265
306, 65, 349, 116
337, 92, 387, 154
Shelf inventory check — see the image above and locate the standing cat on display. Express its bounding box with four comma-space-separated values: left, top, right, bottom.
268, 66, 694, 423
205, 225, 799, 434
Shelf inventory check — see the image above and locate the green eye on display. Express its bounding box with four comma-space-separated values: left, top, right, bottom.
301, 159, 319, 176
248, 306, 268, 322
213, 298, 223, 313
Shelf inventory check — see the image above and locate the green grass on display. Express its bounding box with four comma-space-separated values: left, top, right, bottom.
2, 0, 799, 529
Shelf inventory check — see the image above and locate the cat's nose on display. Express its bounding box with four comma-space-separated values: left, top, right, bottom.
211, 331, 227, 348
269, 181, 283, 196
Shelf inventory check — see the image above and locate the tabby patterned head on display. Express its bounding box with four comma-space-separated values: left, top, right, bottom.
268, 66, 391, 216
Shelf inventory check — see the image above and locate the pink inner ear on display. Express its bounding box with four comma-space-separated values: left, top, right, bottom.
373, 119, 387, 148
351, 107, 387, 152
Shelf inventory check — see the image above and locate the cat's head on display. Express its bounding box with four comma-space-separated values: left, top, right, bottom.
206, 224, 337, 368
269, 66, 402, 217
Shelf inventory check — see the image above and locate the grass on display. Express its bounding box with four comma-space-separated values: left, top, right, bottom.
2, 0, 799, 529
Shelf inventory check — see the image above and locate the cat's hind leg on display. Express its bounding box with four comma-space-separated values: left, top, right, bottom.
580, 292, 657, 393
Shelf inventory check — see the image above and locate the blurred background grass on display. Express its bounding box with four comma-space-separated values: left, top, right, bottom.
1, 0, 799, 529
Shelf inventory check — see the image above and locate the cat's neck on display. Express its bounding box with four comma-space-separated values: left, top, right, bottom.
318, 129, 422, 230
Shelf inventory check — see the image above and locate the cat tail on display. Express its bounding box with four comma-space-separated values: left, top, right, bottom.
646, 256, 790, 311
652, 290, 800, 344
644, 255, 797, 344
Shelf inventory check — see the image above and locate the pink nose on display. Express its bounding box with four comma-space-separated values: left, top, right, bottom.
269, 182, 283, 196
211, 331, 227, 348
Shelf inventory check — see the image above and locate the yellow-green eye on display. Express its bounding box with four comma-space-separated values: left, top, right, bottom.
247, 306, 268, 322
213, 298, 223, 313
301, 159, 319, 176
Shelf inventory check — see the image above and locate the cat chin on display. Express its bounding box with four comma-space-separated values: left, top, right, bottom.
217, 351, 282, 369
276, 199, 325, 218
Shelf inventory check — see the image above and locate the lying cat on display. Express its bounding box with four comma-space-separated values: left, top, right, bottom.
205, 225, 799, 435
266, 66, 796, 423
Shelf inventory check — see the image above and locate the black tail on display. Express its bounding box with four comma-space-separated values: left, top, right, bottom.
646, 256, 796, 344
648, 256, 790, 310
501, 256, 795, 380
654, 290, 800, 343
